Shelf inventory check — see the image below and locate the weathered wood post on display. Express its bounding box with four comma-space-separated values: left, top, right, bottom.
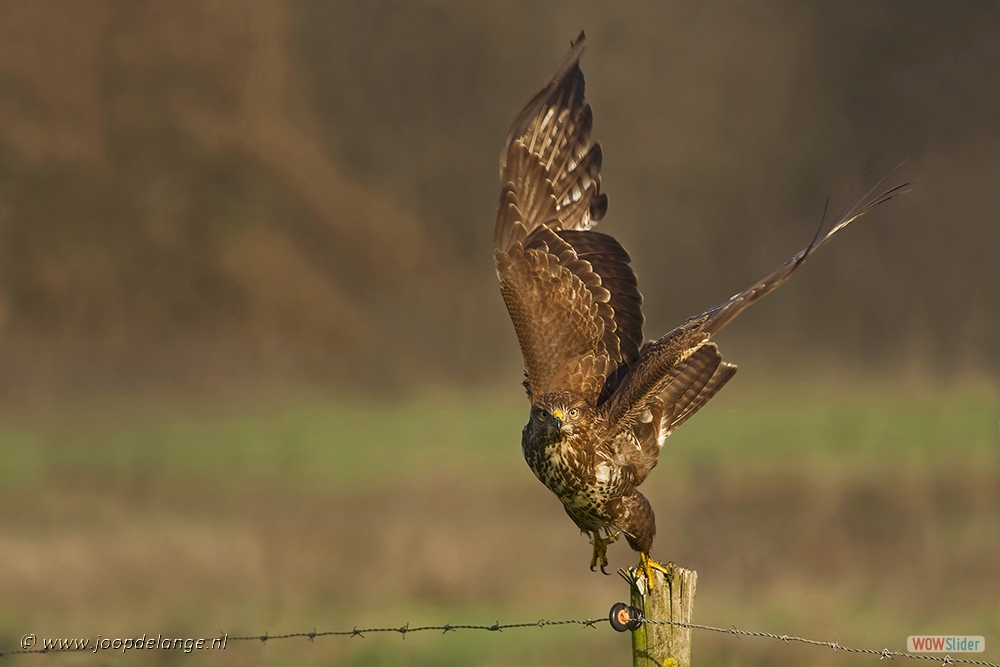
622, 563, 697, 667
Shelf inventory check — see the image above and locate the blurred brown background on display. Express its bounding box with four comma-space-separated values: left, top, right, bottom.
1, 0, 997, 400
2, 3, 999, 666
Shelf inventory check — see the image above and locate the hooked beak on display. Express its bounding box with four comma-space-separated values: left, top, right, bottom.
551, 409, 565, 432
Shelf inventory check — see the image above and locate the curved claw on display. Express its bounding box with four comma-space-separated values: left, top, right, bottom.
588, 530, 620, 574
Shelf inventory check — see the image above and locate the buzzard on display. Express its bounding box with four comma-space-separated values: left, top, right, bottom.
494, 32, 906, 584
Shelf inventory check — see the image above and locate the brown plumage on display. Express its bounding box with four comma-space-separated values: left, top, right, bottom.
494, 32, 908, 576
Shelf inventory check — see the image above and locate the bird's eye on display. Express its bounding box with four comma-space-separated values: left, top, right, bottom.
568, 407, 580, 419
538, 409, 549, 420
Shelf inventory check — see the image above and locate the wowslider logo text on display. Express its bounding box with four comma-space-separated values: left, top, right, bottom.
908, 636, 985, 653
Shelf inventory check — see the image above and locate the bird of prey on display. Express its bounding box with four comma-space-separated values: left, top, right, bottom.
493, 32, 906, 584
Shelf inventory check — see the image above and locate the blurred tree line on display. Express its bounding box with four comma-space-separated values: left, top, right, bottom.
0, 1, 996, 397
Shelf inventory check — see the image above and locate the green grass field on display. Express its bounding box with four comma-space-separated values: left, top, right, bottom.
1, 380, 997, 665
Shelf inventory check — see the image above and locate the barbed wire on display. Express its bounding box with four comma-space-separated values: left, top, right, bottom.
640, 618, 1000, 667
2, 611, 996, 667
227, 617, 608, 642
0, 619, 608, 658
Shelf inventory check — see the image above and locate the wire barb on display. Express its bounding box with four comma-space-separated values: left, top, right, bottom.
638, 617, 999, 667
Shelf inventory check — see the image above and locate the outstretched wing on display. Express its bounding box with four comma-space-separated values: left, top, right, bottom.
619, 341, 737, 485
495, 32, 643, 403
601, 182, 910, 432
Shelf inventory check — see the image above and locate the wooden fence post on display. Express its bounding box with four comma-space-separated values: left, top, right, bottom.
626, 563, 697, 667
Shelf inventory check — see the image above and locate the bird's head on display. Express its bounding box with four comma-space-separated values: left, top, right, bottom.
531, 393, 591, 443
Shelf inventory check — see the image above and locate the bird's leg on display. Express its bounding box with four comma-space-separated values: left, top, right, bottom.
589, 530, 619, 575
639, 552, 671, 590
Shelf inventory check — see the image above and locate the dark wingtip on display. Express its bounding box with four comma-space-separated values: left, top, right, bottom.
591, 191, 609, 223
501, 32, 589, 176
573, 30, 586, 47
799, 196, 830, 265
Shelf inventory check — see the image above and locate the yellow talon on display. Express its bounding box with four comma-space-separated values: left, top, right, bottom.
589, 531, 619, 575
639, 552, 671, 589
